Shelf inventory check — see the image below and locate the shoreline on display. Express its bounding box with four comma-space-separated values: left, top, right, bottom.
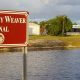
28, 46, 80, 51
0, 46, 80, 52
0, 36, 80, 52
28, 38, 80, 51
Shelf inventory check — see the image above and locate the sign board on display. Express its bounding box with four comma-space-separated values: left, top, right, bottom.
0, 10, 28, 47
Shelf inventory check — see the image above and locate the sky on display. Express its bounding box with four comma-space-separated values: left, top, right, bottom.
0, 0, 80, 24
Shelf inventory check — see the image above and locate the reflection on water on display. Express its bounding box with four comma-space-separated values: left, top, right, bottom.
0, 49, 80, 80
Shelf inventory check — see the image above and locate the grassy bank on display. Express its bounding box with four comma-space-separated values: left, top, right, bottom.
0, 35, 80, 52
29, 35, 80, 49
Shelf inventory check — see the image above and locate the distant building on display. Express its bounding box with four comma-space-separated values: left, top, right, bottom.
67, 25, 80, 35
72, 25, 80, 32
28, 23, 40, 35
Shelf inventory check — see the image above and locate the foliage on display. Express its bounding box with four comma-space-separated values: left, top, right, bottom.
40, 15, 72, 36
40, 21, 47, 35
40, 21, 46, 27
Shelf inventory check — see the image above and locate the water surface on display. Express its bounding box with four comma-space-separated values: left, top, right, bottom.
0, 49, 80, 80
27, 49, 80, 80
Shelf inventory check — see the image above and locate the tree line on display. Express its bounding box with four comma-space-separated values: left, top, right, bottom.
40, 15, 73, 36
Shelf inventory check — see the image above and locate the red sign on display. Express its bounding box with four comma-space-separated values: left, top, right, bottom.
0, 10, 28, 47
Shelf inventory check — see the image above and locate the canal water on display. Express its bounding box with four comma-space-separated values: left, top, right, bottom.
0, 49, 80, 80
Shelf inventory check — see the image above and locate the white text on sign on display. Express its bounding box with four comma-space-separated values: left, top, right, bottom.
0, 16, 26, 23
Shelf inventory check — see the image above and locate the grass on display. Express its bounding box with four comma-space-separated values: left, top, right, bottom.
29, 35, 80, 47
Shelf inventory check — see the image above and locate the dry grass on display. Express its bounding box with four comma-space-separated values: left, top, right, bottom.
29, 35, 80, 47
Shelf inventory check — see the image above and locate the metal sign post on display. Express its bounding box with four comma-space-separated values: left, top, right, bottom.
23, 47, 27, 80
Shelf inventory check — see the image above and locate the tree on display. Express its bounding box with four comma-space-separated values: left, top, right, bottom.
40, 21, 47, 35
46, 15, 72, 36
